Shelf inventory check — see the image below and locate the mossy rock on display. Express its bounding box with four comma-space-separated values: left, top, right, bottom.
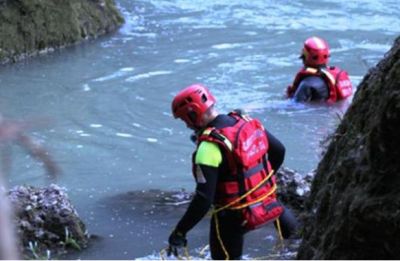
8, 184, 89, 258
0, 0, 124, 64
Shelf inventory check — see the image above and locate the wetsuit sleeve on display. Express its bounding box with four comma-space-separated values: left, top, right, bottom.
195, 141, 222, 167
265, 130, 285, 171
293, 76, 329, 102
175, 142, 221, 234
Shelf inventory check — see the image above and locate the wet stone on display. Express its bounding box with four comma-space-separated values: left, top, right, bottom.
8, 184, 89, 259
276, 166, 314, 215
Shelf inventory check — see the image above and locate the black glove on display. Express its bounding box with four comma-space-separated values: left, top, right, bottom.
167, 229, 187, 257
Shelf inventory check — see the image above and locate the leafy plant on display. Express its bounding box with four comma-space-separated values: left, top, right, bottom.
64, 227, 81, 251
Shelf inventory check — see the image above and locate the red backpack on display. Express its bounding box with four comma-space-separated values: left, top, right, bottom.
198, 112, 283, 230
334, 69, 352, 99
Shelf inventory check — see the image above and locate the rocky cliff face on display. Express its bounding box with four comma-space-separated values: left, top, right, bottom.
297, 36, 400, 259
0, 0, 124, 64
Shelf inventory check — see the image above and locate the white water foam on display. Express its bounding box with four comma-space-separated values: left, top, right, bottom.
116, 132, 133, 138
90, 124, 103, 128
212, 43, 242, 50
125, 71, 173, 82
82, 83, 91, 91
174, 59, 191, 63
93, 67, 134, 82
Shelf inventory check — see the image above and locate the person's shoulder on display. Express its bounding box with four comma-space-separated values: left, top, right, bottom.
210, 114, 237, 128
195, 141, 222, 166
198, 140, 220, 150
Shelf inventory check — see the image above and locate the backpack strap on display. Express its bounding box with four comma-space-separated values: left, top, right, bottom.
201, 127, 233, 151
320, 67, 336, 86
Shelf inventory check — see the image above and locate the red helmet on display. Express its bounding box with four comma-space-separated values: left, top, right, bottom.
171, 84, 216, 129
301, 36, 330, 67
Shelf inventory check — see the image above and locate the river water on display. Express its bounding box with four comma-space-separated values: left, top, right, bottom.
0, 0, 398, 259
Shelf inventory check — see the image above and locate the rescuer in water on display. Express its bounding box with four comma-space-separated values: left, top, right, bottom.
286, 36, 353, 103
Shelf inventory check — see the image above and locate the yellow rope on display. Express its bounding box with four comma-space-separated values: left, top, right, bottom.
229, 184, 276, 210
161, 170, 277, 260
275, 218, 284, 243
198, 244, 209, 258
183, 246, 191, 260
213, 170, 275, 214
159, 247, 168, 260
211, 169, 275, 260
159, 246, 191, 260
214, 212, 230, 260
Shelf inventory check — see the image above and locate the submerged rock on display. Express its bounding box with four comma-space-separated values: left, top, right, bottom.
0, 0, 124, 64
297, 36, 400, 259
8, 184, 88, 259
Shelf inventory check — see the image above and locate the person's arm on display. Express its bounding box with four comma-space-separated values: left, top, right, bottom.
265, 130, 285, 171
286, 85, 296, 98
173, 141, 221, 234
175, 165, 218, 233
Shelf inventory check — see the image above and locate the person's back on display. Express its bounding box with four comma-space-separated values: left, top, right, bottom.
293, 75, 329, 102
286, 36, 352, 103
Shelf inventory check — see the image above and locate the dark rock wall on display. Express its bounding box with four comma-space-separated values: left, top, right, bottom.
0, 0, 124, 64
297, 36, 400, 259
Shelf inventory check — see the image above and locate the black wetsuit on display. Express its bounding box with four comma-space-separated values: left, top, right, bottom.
293, 75, 329, 102
175, 114, 298, 259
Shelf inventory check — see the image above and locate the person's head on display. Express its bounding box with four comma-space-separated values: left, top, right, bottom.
300, 36, 330, 67
171, 84, 217, 130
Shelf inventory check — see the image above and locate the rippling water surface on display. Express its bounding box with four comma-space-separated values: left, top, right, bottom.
0, 0, 398, 259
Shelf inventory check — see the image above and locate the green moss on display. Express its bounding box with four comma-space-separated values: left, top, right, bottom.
0, 0, 124, 64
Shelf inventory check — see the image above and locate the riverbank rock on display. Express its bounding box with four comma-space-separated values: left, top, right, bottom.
297, 35, 400, 259
276, 167, 313, 215
8, 184, 88, 259
0, 0, 124, 64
